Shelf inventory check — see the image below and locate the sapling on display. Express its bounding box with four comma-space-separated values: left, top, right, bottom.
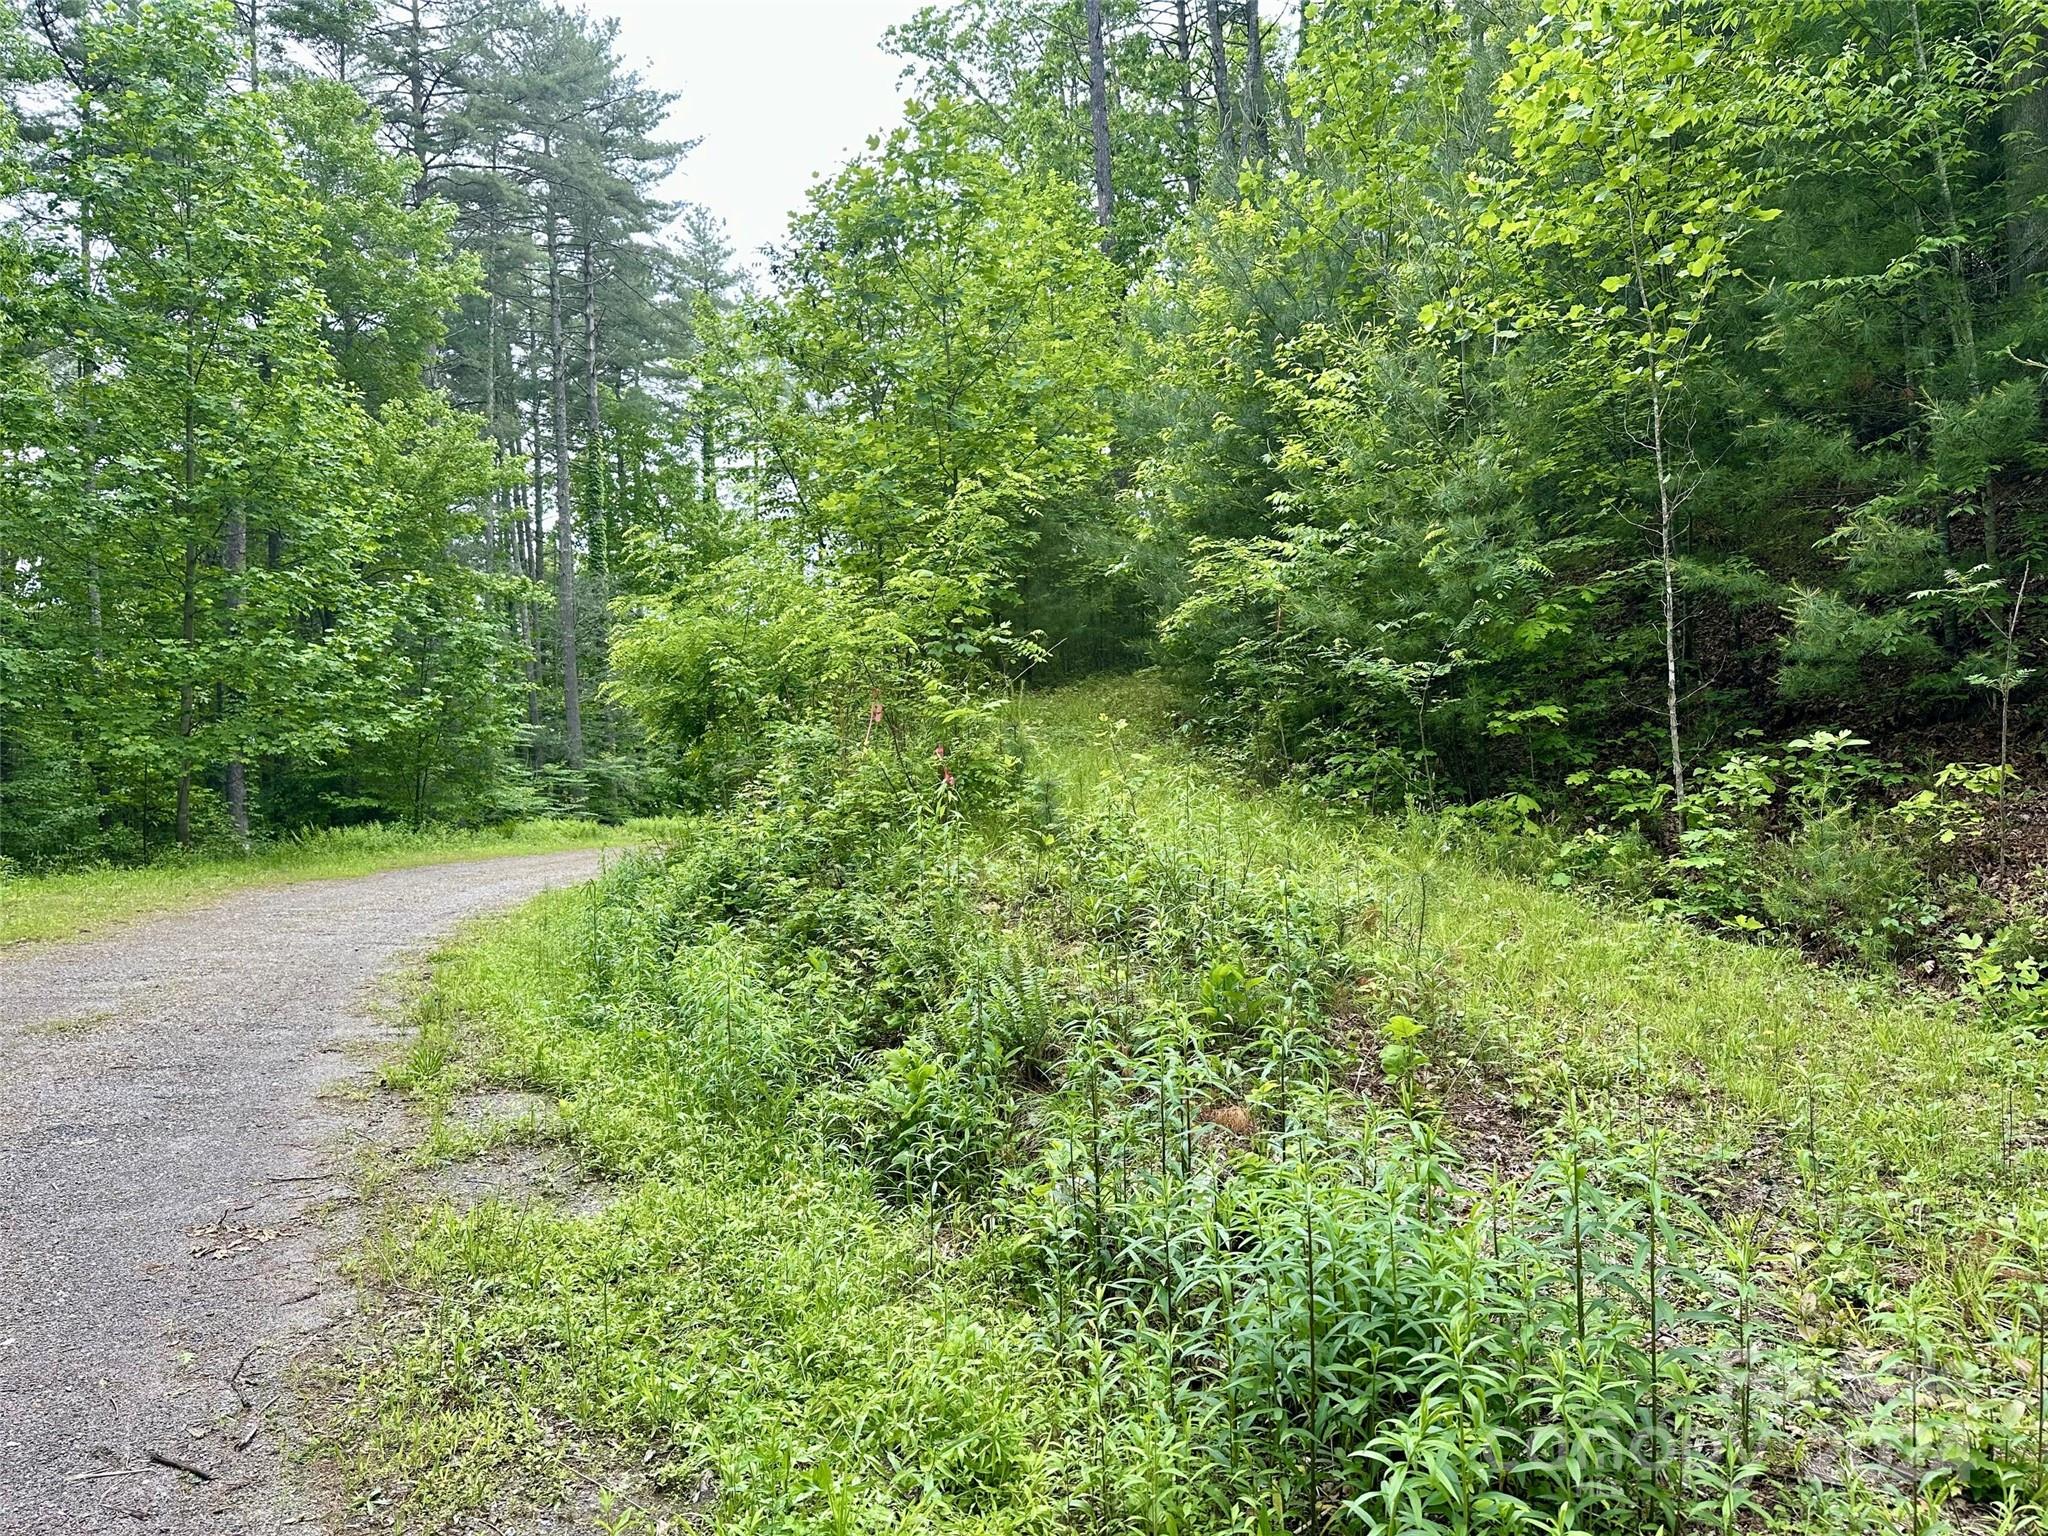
1564, 1113, 1590, 1349
2033, 1255, 2046, 1503
1302, 1162, 1321, 1534
1977, 564, 2033, 875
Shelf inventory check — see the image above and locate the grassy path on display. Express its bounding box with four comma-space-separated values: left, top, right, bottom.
0, 817, 674, 947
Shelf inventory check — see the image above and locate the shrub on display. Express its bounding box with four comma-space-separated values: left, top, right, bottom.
1754, 812, 1942, 965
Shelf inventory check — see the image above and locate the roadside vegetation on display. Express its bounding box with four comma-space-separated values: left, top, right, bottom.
9, 0, 2047, 1531
0, 818, 669, 947
340, 677, 2048, 1536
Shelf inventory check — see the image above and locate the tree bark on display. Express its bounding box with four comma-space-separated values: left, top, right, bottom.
72, 52, 105, 663
699, 405, 717, 509
1244, 0, 1269, 167
581, 240, 606, 572
525, 325, 547, 771
545, 187, 584, 773
224, 499, 247, 845
403, 0, 430, 199
1085, 0, 1114, 256
1172, 1, 1200, 204
1648, 373, 1686, 815
1205, 0, 1235, 188
482, 286, 502, 573
176, 387, 197, 851
581, 241, 620, 759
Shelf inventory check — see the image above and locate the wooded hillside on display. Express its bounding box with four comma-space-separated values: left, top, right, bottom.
1, 0, 737, 861
4, 0, 2045, 939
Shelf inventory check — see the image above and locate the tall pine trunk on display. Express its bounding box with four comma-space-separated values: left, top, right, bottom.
545, 190, 584, 773
525, 324, 548, 771
581, 241, 619, 759
1206, 0, 1235, 187
483, 286, 503, 573
1086, 0, 1114, 255
1172, 1, 1200, 204
1244, 0, 1269, 167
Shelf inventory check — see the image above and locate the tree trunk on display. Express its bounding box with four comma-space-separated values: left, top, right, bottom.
545, 192, 584, 773
224, 499, 248, 846
1205, 0, 1235, 188
699, 405, 717, 509
1085, 0, 1114, 255
482, 287, 502, 573
177, 551, 196, 851
176, 393, 197, 851
581, 242, 621, 760
1172, 0, 1200, 204
404, 0, 430, 198
526, 333, 546, 585
1244, 0, 1269, 167
77, 82, 103, 661
581, 241, 606, 572
1649, 379, 1686, 816
2008, 26, 2048, 296
515, 480, 541, 768
525, 330, 548, 771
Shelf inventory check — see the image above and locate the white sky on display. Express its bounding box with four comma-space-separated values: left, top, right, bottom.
599, 1, 941, 273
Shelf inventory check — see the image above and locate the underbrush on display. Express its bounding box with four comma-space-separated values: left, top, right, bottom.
343, 691, 2048, 1533
1440, 744, 2046, 1031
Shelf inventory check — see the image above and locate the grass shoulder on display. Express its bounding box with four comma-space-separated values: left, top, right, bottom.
321, 682, 2048, 1531
0, 817, 680, 948
328, 871, 1070, 1533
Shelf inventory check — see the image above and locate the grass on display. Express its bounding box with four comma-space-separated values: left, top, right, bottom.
1028, 676, 2034, 1246
329, 677, 2048, 1534
336, 881, 1080, 1534
0, 816, 678, 947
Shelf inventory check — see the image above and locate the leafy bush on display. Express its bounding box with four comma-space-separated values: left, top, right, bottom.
1526, 731, 2015, 967
1753, 812, 1943, 965
606, 537, 915, 806
1959, 917, 2048, 1030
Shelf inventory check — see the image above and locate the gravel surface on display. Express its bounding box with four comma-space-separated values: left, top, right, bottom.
0, 850, 611, 1535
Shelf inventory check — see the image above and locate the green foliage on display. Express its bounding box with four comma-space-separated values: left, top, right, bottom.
1113, 0, 2048, 818
606, 536, 913, 803
1532, 727, 2014, 966
732, 99, 1138, 672
0, 0, 537, 860
349, 681, 2048, 1534
0, 0, 737, 861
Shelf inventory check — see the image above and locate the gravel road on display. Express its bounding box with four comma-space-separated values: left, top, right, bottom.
0, 850, 611, 1535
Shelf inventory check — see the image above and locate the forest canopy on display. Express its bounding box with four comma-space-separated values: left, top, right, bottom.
2, 0, 2044, 873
